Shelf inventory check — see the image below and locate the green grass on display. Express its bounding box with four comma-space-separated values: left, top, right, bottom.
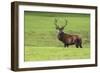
25, 47, 90, 61
24, 11, 90, 61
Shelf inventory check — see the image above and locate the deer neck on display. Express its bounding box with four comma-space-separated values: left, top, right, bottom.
58, 31, 65, 41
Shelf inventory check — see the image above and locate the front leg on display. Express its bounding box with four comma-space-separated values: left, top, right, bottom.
64, 43, 66, 47
66, 44, 69, 47
64, 43, 69, 48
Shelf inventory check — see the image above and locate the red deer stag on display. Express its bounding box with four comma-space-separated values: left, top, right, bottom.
55, 18, 82, 48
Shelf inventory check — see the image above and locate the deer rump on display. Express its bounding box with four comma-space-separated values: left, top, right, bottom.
58, 32, 82, 48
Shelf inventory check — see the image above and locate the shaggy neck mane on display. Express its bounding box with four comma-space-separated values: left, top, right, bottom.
58, 31, 65, 42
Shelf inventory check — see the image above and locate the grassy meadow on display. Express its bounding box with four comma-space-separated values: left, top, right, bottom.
24, 11, 90, 61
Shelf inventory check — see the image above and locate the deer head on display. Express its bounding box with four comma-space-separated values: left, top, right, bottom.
55, 18, 67, 33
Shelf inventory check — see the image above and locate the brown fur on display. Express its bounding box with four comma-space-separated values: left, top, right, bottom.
55, 18, 82, 48
57, 32, 82, 48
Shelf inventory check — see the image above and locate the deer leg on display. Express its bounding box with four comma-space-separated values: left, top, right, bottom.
75, 40, 78, 48
64, 43, 66, 47
75, 44, 79, 48
64, 43, 69, 48
79, 39, 82, 48
80, 44, 82, 48
75, 39, 82, 48
66, 44, 69, 47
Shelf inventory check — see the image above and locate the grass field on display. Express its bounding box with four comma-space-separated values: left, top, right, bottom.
25, 47, 90, 61
24, 11, 90, 61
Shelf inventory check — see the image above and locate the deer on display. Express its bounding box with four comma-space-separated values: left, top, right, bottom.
54, 18, 82, 48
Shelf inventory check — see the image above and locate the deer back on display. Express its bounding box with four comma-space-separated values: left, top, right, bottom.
63, 34, 81, 44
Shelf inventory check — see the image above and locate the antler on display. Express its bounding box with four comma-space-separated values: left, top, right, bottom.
61, 18, 67, 29
54, 18, 59, 29
65, 19, 67, 25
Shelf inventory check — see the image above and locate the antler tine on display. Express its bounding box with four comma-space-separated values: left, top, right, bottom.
62, 18, 67, 28
65, 18, 67, 25
55, 18, 57, 25
55, 18, 59, 28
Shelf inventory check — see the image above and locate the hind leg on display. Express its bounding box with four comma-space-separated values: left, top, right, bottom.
75, 39, 82, 48
79, 40, 82, 48
75, 41, 79, 48
76, 44, 82, 48
79, 39, 82, 48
